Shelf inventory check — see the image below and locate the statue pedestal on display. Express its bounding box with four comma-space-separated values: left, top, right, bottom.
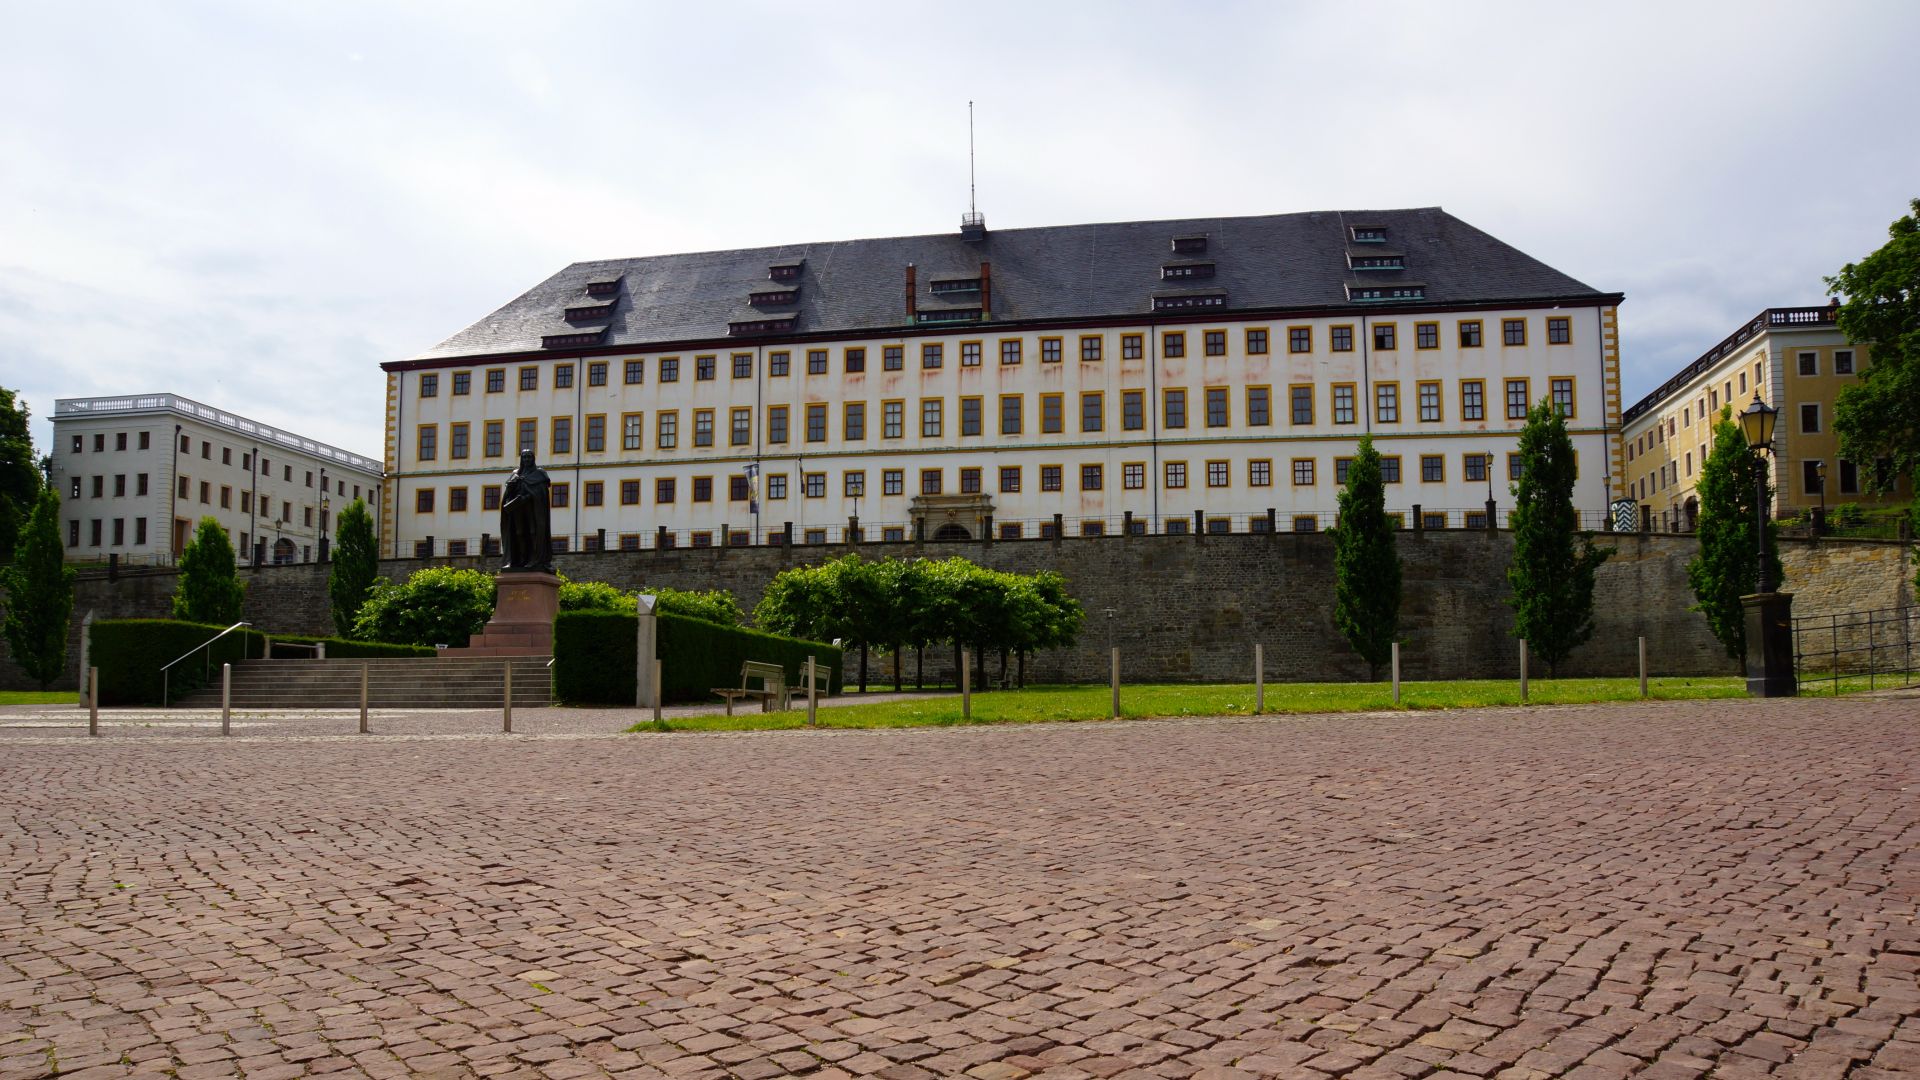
455, 571, 561, 657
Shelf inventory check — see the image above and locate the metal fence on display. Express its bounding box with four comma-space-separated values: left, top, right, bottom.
1793, 605, 1919, 695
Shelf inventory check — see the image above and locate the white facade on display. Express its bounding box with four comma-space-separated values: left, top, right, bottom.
50, 394, 382, 566
386, 305, 1622, 555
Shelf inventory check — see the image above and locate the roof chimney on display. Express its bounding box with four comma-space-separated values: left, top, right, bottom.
979, 262, 991, 318
905, 264, 917, 321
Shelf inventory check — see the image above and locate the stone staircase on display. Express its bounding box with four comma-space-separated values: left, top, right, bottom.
175, 656, 553, 709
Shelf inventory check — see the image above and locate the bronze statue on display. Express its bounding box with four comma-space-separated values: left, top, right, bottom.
500, 450, 554, 572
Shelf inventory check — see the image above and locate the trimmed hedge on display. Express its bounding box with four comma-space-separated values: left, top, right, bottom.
91, 619, 267, 706
555, 610, 842, 706
267, 635, 436, 660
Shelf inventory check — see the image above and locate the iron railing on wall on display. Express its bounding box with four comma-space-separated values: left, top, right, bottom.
1793, 605, 1918, 695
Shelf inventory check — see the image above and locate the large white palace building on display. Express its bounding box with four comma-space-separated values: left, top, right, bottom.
382, 208, 1624, 556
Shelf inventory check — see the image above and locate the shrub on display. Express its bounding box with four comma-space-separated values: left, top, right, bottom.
558, 579, 631, 612
1, 490, 74, 689
91, 618, 266, 706
554, 610, 841, 706
173, 517, 245, 625
352, 567, 496, 647
642, 585, 744, 626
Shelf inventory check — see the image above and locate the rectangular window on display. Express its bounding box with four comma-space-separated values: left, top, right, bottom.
619, 413, 642, 451
921, 399, 942, 438
1838, 459, 1860, 494
920, 469, 942, 495
1163, 331, 1185, 358
1249, 460, 1271, 486
1246, 328, 1269, 355
961, 342, 982, 367
551, 417, 572, 454
960, 397, 982, 436
1375, 383, 1399, 424
1081, 392, 1104, 432
1417, 381, 1442, 422
1502, 319, 1526, 346
451, 423, 470, 459
582, 481, 602, 507
961, 467, 982, 494
883, 469, 904, 495
219, 486, 231, 509
620, 479, 640, 505
1081, 464, 1103, 491
446, 372, 470, 396
1550, 377, 1575, 418
767, 475, 788, 499
1330, 326, 1354, 352
1123, 463, 1145, 489
731, 353, 753, 379
844, 401, 866, 441
657, 412, 677, 449
1335, 458, 1352, 485
1041, 337, 1063, 363
137, 474, 148, 496
1508, 453, 1525, 482
519, 366, 538, 390
1464, 453, 1488, 483
768, 351, 790, 377
416, 489, 434, 513
517, 419, 537, 454
844, 347, 865, 373
767, 405, 789, 444
690, 410, 714, 448
695, 355, 715, 380
1290, 385, 1313, 425
1204, 330, 1226, 356
1800, 403, 1820, 433
1292, 458, 1315, 485
420, 373, 439, 397
1835, 350, 1855, 375
417, 424, 437, 461
1798, 351, 1819, 376
1460, 321, 1483, 347
999, 466, 1022, 493
1041, 465, 1063, 492
1332, 384, 1356, 425
1416, 322, 1439, 349
624, 360, 645, 385
845, 471, 866, 497
803, 473, 825, 498
1373, 324, 1396, 350
1163, 388, 1187, 429
1206, 460, 1229, 488
583, 415, 604, 453
478, 485, 500, 510
1000, 395, 1022, 435
587, 362, 606, 387
1505, 379, 1530, 420
692, 477, 712, 502
883, 401, 904, 439
1121, 334, 1142, 360
883, 345, 903, 371
724, 476, 747, 502
1547, 317, 1571, 344
1165, 461, 1187, 489
806, 403, 827, 442
1289, 326, 1312, 353
483, 420, 504, 458
1244, 386, 1271, 427
921, 343, 943, 369
1205, 387, 1228, 427
1041, 394, 1064, 434
658, 357, 678, 382
554, 364, 574, 389
1462, 380, 1485, 421
1000, 339, 1022, 365
1081, 335, 1104, 361
730, 408, 752, 446
1123, 391, 1145, 431
1421, 455, 1444, 482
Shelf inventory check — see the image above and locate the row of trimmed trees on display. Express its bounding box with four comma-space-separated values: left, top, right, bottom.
753, 554, 1085, 691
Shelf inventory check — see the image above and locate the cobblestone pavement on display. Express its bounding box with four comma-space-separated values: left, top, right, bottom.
2, 697, 1916, 1080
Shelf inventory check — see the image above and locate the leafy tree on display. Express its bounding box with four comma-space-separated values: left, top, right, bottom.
1332, 434, 1401, 679
1686, 410, 1785, 660
1827, 198, 1920, 487
1507, 400, 1612, 672
558, 579, 632, 612
352, 566, 496, 647
328, 498, 378, 637
1, 490, 74, 688
172, 517, 245, 625
0, 387, 43, 564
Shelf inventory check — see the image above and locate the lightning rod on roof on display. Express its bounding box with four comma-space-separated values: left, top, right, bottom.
961, 101, 986, 240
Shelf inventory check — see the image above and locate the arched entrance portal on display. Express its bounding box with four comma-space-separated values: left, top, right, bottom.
932, 524, 971, 542
272, 537, 297, 565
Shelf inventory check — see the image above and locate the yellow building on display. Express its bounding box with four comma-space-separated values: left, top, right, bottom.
1620, 305, 1907, 531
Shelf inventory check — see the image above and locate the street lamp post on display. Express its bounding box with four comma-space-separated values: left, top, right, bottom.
1737, 392, 1794, 696
1811, 460, 1826, 536
1483, 450, 1496, 530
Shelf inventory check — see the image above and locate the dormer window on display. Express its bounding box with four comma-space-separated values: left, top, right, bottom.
1162, 262, 1216, 280
749, 287, 798, 307
565, 301, 615, 321
585, 277, 623, 297
915, 307, 982, 324
1171, 235, 1208, 254
1151, 291, 1227, 311
1346, 283, 1426, 302
1348, 254, 1405, 270
542, 327, 608, 349
929, 277, 981, 295
729, 314, 798, 336
768, 262, 803, 281
1350, 225, 1387, 243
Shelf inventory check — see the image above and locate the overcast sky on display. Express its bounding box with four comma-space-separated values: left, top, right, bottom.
4, 1, 1916, 460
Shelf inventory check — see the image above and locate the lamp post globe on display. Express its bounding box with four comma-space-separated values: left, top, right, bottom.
1738, 392, 1778, 593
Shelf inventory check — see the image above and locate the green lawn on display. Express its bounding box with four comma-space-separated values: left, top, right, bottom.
628, 677, 1744, 733
0, 690, 78, 706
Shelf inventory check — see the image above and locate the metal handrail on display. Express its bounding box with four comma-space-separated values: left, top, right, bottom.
160, 621, 253, 707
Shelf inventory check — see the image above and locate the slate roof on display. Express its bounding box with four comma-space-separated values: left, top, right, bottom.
400, 207, 1612, 365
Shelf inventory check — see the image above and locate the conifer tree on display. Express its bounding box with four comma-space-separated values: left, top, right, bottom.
1507, 400, 1612, 671
329, 498, 379, 637
172, 517, 245, 625
1686, 410, 1784, 660
1332, 434, 1401, 679
1, 490, 75, 689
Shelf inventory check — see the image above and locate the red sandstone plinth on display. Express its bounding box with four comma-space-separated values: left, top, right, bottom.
454, 571, 561, 657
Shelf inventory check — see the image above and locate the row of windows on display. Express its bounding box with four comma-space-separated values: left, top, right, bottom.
168, 476, 313, 525
414, 317, 1581, 397
67, 430, 152, 453
67, 517, 149, 547
413, 378, 1581, 460
68, 473, 150, 499
64, 430, 361, 495
408, 451, 1540, 516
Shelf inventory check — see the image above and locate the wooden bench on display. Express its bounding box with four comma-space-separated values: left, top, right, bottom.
711, 661, 790, 715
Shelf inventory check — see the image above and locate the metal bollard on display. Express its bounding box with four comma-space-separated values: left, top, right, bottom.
1519, 639, 1529, 703
503, 661, 513, 734
805, 654, 818, 728
1392, 642, 1401, 705
359, 662, 370, 734
88, 666, 99, 737
961, 650, 971, 722
221, 662, 232, 736
1110, 647, 1120, 720
652, 660, 663, 726
1254, 644, 1264, 715
1638, 636, 1648, 699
